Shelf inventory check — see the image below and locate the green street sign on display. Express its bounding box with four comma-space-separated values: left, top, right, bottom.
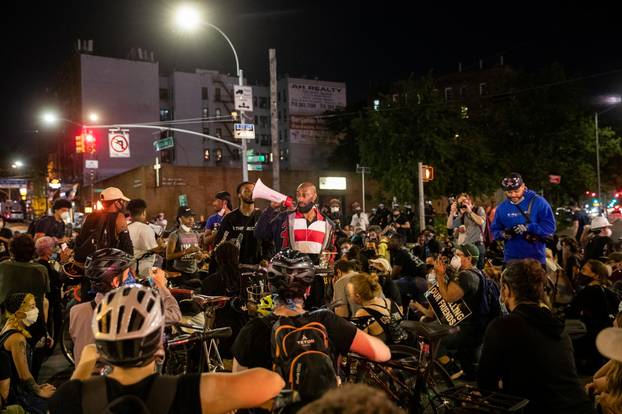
178, 194, 188, 206
247, 155, 266, 163
154, 137, 174, 151
247, 164, 264, 171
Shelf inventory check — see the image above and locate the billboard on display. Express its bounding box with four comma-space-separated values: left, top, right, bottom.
287, 79, 346, 115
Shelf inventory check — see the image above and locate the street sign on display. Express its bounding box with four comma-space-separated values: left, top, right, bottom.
247, 164, 264, 171
549, 175, 561, 184
154, 137, 174, 151
178, 194, 188, 207
108, 131, 130, 158
234, 123, 256, 139
247, 155, 266, 163
234, 86, 253, 111
85, 160, 99, 169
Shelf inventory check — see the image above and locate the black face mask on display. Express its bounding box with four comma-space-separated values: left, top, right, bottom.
576, 274, 593, 286
297, 202, 314, 214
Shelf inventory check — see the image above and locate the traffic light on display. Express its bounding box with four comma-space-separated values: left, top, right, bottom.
422, 165, 434, 182
75, 135, 84, 153
84, 130, 96, 153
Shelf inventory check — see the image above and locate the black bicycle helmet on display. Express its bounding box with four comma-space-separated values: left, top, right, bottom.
267, 249, 315, 299
93, 284, 164, 367
85, 248, 134, 292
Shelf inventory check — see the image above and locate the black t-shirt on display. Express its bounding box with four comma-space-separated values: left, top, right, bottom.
584, 236, 613, 262
215, 209, 261, 265
34, 215, 65, 239
232, 309, 357, 370
389, 248, 425, 278
572, 210, 589, 241
0, 228, 12, 258
452, 268, 482, 327
48, 373, 202, 414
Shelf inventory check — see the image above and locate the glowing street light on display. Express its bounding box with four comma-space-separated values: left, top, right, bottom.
88, 112, 100, 122
42, 111, 60, 126
174, 4, 203, 32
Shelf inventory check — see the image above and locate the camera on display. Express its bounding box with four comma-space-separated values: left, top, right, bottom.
457, 203, 466, 210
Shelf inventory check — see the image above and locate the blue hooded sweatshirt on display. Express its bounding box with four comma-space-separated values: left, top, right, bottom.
490, 189, 556, 264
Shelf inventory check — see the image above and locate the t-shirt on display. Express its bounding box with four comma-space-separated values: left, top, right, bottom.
452, 268, 481, 327
332, 272, 362, 318
572, 210, 589, 241
232, 309, 357, 370
128, 221, 159, 277
390, 248, 425, 278
214, 208, 261, 265
48, 373, 202, 414
451, 207, 486, 244
204, 212, 224, 231
168, 227, 201, 274
34, 215, 65, 239
584, 236, 613, 262
0, 260, 50, 341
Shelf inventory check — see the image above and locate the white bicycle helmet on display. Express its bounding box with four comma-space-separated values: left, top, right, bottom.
92, 284, 164, 367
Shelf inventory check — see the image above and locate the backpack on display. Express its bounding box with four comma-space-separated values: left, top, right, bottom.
269, 313, 338, 404
81, 375, 179, 414
362, 298, 409, 344
469, 268, 501, 326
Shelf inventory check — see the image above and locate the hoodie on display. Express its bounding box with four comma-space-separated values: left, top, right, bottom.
478, 304, 594, 414
490, 189, 556, 264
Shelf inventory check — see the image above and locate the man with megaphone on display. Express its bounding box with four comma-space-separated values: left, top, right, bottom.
254, 180, 335, 263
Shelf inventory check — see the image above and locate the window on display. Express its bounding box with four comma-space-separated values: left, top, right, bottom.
259, 116, 268, 128
253, 96, 257, 107
261, 134, 270, 146
159, 88, 169, 100
216, 128, 222, 138
215, 87, 221, 102
201, 87, 208, 100
259, 97, 268, 108
203, 149, 210, 161
479, 83, 487, 96
202, 107, 208, 117
459, 86, 468, 97
202, 127, 210, 135
215, 148, 223, 162
232, 149, 240, 160
159, 109, 170, 121
215, 108, 221, 118
254, 116, 258, 125
444, 87, 453, 101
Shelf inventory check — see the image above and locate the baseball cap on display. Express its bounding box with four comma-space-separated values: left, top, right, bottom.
591, 216, 612, 230
100, 187, 129, 202
215, 191, 231, 201
176, 206, 194, 217
369, 257, 392, 273
596, 327, 622, 362
501, 173, 524, 191
456, 243, 480, 259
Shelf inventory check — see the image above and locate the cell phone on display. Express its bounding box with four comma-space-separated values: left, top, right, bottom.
61, 243, 68, 251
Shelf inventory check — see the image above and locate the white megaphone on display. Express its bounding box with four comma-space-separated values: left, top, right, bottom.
252, 179, 294, 208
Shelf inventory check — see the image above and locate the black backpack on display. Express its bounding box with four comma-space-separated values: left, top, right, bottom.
362, 298, 409, 344
81, 375, 179, 414
269, 313, 338, 404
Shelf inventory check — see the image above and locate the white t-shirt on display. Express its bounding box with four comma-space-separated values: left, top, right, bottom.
128, 221, 159, 277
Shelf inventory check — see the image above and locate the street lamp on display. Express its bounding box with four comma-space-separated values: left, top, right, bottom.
595, 95, 621, 216
173, 4, 249, 181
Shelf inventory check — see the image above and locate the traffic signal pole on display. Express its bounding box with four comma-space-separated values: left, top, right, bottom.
418, 161, 425, 232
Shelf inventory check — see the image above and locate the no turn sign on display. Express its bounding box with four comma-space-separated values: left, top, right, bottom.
108, 131, 131, 158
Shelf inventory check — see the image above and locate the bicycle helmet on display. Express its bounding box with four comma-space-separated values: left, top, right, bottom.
85, 248, 134, 292
93, 284, 164, 367
256, 294, 275, 316
267, 249, 315, 299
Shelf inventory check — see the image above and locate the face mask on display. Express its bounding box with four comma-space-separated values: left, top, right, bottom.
24, 308, 39, 326
355, 208, 361, 212
180, 224, 191, 232
499, 297, 509, 315
341, 248, 349, 255
450, 255, 462, 271
331, 207, 340, 213
604, 228, 613, 237
297, 202, 314, 214
61, 212, 70, 222
576, 274, 593, 286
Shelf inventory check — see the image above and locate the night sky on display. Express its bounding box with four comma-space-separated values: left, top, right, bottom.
3, 0, 622, 165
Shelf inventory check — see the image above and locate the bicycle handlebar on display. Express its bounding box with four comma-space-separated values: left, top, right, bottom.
167, 327, 232, 347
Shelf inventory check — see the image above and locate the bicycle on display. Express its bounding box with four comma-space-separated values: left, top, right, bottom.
164, 291, 232, 374
342, 320, 457, 413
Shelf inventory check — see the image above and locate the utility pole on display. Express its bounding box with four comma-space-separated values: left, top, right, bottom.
269, 49, 280, 191
356, 164, 371, 212
418, 162, 425, 232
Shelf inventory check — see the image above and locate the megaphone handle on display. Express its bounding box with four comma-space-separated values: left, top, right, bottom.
284, 197, 294, 209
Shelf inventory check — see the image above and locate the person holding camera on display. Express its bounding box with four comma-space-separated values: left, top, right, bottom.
447, 194, 486, 269
490, 173, 556, 265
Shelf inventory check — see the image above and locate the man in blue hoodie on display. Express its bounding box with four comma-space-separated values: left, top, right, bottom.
491, 173, 556, 265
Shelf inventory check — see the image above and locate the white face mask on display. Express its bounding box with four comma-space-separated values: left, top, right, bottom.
450, 255, 462, 271
60, 211, 71, 222
180, 224, 191, 232
331, 207, 340, 213
24, 308, 39, 326
604, 228, 613, 237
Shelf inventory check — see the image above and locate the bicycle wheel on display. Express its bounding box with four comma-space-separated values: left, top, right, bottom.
60, 313, 75, 365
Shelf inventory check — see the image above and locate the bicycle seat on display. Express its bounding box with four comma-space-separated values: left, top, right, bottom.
401, 320, 459, 340
192, 294, 230, 308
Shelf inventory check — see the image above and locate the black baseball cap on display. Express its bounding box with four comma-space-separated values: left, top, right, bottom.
501, 173, 524, 191
177, 206, 194, 217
